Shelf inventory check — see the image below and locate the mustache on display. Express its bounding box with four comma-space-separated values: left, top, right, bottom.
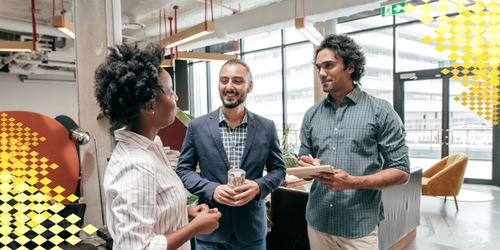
223, 90, 238, 95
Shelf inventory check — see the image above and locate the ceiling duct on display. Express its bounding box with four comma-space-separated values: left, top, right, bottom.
123, 14, 145, 30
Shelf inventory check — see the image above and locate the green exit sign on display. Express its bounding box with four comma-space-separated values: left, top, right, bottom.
381, 2, 406, 17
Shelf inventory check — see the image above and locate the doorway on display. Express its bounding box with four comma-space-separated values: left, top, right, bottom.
395, 68, 495, 184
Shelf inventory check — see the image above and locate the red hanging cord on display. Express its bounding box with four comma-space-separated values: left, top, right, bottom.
294, 0, 306, 19
52, 0, 55, 16
61, 0, 65, 26
174, 6, 178, 59
211, 0, 214, 22
31, 0, 37, 51
159, 9, 162, 44
234, 40, 238, 59
169, 17, 174, 65
164, 9, 167, 39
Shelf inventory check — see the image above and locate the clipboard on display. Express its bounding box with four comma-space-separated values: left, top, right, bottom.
286, 165, 334, 179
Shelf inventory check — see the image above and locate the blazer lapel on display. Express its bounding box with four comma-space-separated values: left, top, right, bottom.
208, 109, 231, 170
240, 111, 257, 168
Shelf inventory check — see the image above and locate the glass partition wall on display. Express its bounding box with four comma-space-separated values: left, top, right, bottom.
185, 0, 499, 185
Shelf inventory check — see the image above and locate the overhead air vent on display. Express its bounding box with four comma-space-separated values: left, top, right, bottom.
123, 14, 145, 30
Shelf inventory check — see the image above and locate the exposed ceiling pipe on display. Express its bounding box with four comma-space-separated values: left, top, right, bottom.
0, 53, 23, 68
15, 59, 76, 68
8, 65, 74, 76
136, 0, 384, 51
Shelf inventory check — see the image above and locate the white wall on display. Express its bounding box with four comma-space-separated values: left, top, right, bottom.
0, 72, 79, 120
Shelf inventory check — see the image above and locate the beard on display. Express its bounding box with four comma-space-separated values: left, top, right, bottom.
220, 90, 247, 109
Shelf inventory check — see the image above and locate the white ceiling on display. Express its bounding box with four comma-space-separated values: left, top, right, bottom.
0, 0, 385, 76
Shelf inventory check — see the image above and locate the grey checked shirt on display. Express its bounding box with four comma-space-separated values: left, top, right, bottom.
299, 84, 410, 238
218, 108, 248, 169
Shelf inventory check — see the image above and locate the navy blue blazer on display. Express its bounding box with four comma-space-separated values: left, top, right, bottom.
176, 108, 286, 243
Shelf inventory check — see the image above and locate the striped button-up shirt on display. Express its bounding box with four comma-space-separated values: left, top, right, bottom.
218, 107, 248, 169
299, 84, 410, 238
104, 128, 189, 250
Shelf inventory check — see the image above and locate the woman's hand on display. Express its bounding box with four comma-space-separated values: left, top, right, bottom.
187, 204, 209, 220
192, 208, 222, 235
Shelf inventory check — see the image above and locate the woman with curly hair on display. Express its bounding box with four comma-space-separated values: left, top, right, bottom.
95, 43, 221, 250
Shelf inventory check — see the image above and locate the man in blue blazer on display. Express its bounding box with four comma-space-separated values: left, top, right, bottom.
176, 58, 286, 250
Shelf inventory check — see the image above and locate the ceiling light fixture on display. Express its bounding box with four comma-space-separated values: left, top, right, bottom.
161, 1, 215, 49
161, 59, 174, 67
1, 0, 39, 52
294, 0, 324, 46
52, 0, 75, 39
0, 41, 38, 52
175, 52, 236, 61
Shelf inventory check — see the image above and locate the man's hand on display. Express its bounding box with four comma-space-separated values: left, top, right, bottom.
233, 180, 261, 206
187, 204, 209, 220
297, 155, 321, 167
311, 169, 355, 191
213, 185, 237, 207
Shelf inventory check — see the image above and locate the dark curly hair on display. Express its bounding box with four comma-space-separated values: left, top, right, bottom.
313, 34, 366, 83
94, 42, 165, 127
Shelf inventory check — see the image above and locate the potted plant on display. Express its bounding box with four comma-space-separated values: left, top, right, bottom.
280, 123, 299, 168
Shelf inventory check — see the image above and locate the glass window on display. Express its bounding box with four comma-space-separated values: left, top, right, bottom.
350, 28, 394, 104
244, 48, 283, 130
449, 79, 493, 179
396, 1, 458, 24
285, 27, 307, 44
396, 22, 452, 72
338, 15, 393, 34
285, 43, 314, 154
243, 30, 281, 52
192, 62, 208, 117
210, 61, 225, 112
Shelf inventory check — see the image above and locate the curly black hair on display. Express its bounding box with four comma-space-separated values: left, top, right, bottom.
94, 42, 165, 127
313, 34, 366, 83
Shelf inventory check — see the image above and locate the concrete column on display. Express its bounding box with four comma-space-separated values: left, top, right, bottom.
313, 18, 337, 103
324, 18, 337, 36
74, 0, 121, 229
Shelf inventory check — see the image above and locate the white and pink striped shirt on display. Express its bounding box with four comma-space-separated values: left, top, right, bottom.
104, 128, 189, 250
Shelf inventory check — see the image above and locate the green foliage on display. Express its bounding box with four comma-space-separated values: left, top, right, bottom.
187, 194, 199, 207
280, 123, 298, 168
96, 113, 124, 136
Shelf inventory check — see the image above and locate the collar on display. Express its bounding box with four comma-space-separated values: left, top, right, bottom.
323, 84, 363, 107
114, 128, 162, 151
218, 107, 248, 125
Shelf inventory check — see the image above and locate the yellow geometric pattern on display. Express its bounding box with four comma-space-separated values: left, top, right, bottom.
404, 0, 500, 125
0, 113, 88, 249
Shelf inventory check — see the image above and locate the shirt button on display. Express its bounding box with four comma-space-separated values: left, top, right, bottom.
335, 128, 338, 131
233, 148, 235, 152
330, 204, 333, 207
332, 147, 336, 150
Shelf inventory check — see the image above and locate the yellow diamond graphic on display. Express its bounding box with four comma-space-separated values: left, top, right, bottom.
421, 36, 433, 44
32, 224, 47, 234
32, 235, 47, 245
419, 4, 434, 13
14, 235, 30, 245
66, 214, 81, 224
419, 15, 434, 24
49, 235, 64, 246
82, 224, 98, 234
49, 224, 64, 234
66, 224, 81, 234
66, 235, 82, 245
402, 4, 417, 13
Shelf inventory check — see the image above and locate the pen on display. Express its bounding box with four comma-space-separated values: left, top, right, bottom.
308, 154, 314, 160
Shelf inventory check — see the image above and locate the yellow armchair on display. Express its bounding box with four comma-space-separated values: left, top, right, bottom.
421, 153, 468, 211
